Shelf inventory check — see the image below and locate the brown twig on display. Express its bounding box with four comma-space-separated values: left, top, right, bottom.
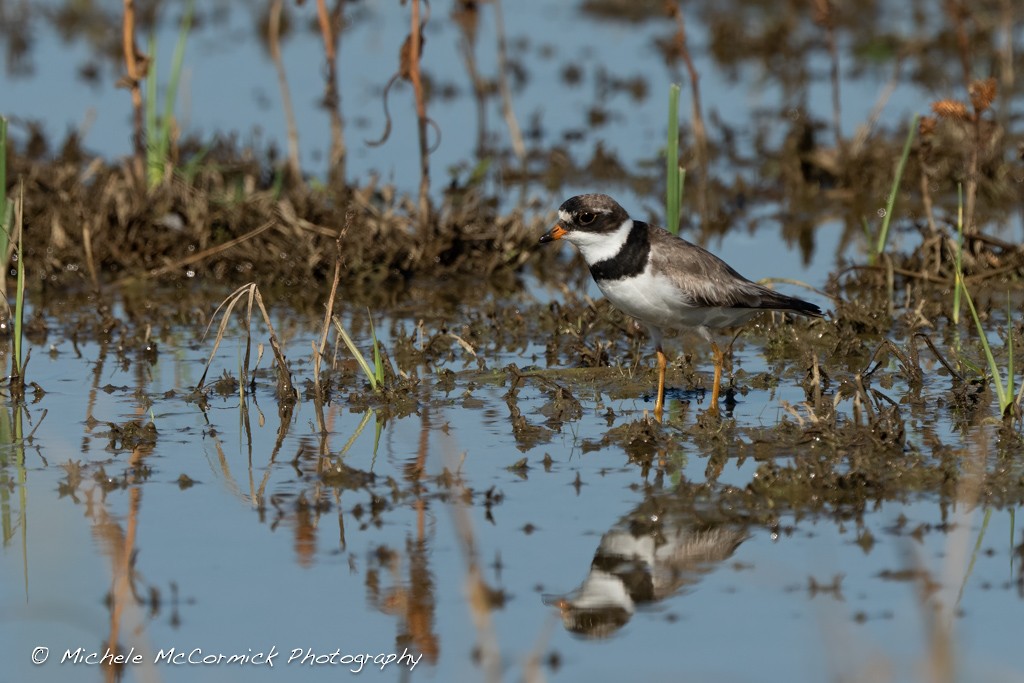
196, 283, 293, 400
113, 219, 276, 286
268, 0, 301, 180
316, 0, 347, 187
941, 1, 980, 234
409, 0, 431, 224
812, 0, 843, 152
492, 0, 525, 164
667, 2, 709, 229
314, 211, 351, 394
121, 0, 146, 179
453, 2, 487, 156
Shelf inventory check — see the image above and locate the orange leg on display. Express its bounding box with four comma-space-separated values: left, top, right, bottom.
654, 346, 667, 421
709, 341, 723, 412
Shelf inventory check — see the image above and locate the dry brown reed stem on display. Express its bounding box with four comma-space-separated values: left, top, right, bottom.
196, 283, 293, 401
849, 57, 900, 158
121, 0, 146, 179
409, 0, 431, 223
453, 2, 487, 155
268, 0, 302, 180
82, 223, 100, 292
941, 1, 982, 235
999, 0, 1014, 110
493, 0, 525, 163
313, 212, 350, 397
931, 76, 999, 236
917, 116, 940, 234
316, 0, 347, 186
944, 0, 973, 92
667, 2, 709, 229
812, 0, 842, 151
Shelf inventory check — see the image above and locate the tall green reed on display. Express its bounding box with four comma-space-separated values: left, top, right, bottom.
665, 84, 684, 235
145, 0, 195, 188
869, 114, 918, 264
953, 185, 1017, 419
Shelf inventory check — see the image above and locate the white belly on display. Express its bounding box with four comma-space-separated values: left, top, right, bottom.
597, 266, 759, 334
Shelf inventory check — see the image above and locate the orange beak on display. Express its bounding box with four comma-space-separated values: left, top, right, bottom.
539, 223, 567, 244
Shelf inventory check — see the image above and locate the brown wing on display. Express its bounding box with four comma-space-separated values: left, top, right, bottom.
646, 225, 822, 316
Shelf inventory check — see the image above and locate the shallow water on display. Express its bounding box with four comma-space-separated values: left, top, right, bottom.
1, 286, 1022, 682
3, 0, 1024, 681
3, 0, 957, 205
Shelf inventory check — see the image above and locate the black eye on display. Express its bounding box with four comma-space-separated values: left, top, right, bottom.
578, 212, 596, 225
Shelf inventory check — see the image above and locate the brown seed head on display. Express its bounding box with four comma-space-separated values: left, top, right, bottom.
918, 116, 937, 137
931, 99, 971, 122
969, 78, 997, 113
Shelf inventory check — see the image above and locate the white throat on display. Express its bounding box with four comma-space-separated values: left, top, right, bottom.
566, 218, 634, 265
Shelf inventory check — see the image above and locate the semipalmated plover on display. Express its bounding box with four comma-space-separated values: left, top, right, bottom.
540, 193, 822, 416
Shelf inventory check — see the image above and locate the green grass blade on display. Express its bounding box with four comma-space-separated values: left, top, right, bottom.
367, 309, 384, 386
333, 316, 378, 391
953, 183, 963, 328
13, 194, 24, 378
1006, 293, 1014, 402
874, 114, 918, 258
161, 0, 194, 178
0, 117, 8, 232
0, 117, 10, 272
666, 83, 681, 235
959, 274, 1007, 409
145, 36, 160, 187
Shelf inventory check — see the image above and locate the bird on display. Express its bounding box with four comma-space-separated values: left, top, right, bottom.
539, 193, 822, 417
